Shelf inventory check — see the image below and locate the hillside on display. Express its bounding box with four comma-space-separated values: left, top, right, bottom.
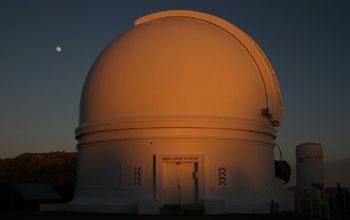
0, 152, 77, 210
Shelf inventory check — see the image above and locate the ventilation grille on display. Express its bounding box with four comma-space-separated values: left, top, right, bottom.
218, 167, 227, 186
132, 167, 142, 186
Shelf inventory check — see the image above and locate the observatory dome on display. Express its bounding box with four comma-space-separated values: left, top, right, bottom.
78, 10, 282, 137
72, 11, 292, 214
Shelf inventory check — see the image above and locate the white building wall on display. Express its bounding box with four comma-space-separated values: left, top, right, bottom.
71, 126, 293, 213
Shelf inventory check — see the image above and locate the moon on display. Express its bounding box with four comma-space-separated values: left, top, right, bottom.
56, 46, 62, 52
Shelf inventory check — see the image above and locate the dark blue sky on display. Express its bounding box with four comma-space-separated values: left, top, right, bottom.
1, 0, 349, 164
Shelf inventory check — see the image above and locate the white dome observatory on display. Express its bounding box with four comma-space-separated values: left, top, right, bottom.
71, 10, 293, 214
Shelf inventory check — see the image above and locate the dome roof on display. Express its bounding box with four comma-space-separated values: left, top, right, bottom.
77, 10, 282, 137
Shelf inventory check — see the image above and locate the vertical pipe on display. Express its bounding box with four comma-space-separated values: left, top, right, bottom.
194, 162, 199, 202
318, 191, 322, 217
295, 192, 299, 215
326, 192, 330, 219
310, 191, 313, 217
178, 184, 181, 205
153, 155, 156, 200
178, 184, 183, 215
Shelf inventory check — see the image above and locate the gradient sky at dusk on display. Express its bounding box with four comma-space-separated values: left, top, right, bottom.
1, 0, 349, 169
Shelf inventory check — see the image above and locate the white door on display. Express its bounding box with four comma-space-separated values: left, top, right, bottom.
162, 161, 198, 205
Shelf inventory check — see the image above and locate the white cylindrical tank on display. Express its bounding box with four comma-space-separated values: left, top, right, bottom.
296, 143, 324, 192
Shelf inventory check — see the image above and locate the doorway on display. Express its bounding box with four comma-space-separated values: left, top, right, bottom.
162, 161, 198, 205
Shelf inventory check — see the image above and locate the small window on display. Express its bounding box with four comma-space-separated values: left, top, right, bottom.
132, 167, 143, 186
218, 167, 227, 186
